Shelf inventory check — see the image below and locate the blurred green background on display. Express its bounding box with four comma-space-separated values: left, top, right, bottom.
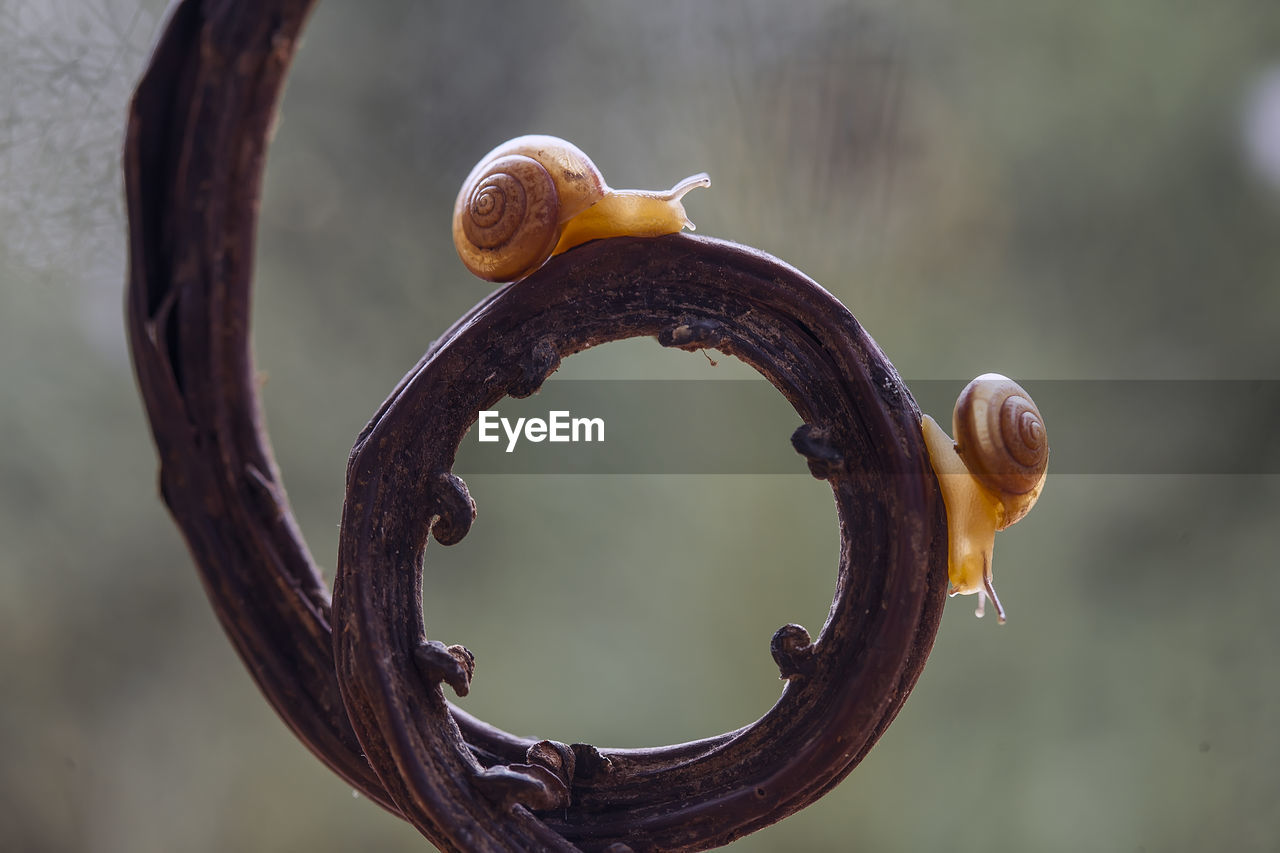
3, 0, 1279, 850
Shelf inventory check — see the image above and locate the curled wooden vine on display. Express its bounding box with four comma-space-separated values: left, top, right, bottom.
125, 1, 949, 851
336, 235, 950, 852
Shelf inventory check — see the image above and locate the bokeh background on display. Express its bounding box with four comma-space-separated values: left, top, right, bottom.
3, 0, 1279, 850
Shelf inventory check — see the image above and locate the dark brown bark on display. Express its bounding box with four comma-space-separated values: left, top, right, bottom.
123, 0, 400, 817
124, 2, 949, 850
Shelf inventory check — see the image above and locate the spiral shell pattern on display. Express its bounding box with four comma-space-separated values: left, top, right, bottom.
952, 373, 1048, 524
453, 154, 560, 282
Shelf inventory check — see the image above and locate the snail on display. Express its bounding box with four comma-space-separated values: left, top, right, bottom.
920, 374, 1048, 624
453, 135, 710, 282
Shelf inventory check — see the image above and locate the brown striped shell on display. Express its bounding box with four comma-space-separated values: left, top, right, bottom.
452, 136, 608, 282
952, 373, 1048, 527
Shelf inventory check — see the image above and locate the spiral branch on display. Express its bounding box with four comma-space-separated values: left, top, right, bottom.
124, 1, 950, 850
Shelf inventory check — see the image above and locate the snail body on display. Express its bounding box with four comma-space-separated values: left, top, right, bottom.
453, 135, 710, 282
921, 374, 1048, 623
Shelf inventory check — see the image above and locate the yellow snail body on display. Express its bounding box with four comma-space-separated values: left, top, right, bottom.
920, 374, 1048, 624
453, 135, 710, 282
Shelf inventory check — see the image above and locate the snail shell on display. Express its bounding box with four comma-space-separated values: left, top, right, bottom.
952, 373, 1048, 528
453, 135, 709, 282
